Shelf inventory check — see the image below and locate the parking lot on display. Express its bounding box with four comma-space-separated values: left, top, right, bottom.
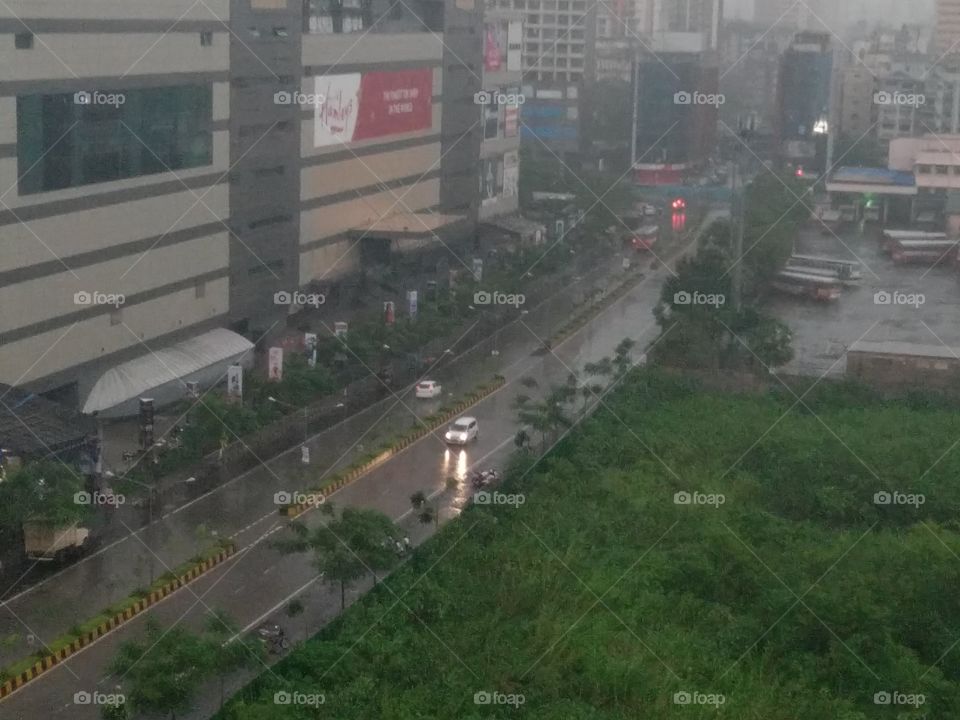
770, 222, 960, 377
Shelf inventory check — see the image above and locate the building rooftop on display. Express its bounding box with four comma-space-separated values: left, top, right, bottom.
0, 385, 92, 460
831, 167, 916, 186
848, 340, 960, 360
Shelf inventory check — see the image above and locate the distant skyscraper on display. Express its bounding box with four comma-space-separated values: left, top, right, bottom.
754, 0, 830, 33
935, 0, 960, 57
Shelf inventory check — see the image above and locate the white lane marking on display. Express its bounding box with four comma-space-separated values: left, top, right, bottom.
394, 434, 516, 522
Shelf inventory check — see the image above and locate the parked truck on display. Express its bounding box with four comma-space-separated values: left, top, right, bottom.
23, 522, 91, 562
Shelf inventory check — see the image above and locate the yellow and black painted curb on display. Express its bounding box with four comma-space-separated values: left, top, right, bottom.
281, 376, 507, 519
0, 544, 236, 701
550, 270, 646, 346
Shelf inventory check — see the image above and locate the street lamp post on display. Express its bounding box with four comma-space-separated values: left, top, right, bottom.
268, 396, 309, 464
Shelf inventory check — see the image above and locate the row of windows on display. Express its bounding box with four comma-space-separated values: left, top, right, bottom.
17, 86, 213, 195
916, 164, 960, 175
13, 31, 214, 49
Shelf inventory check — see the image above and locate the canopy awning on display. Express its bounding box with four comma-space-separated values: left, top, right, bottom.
82, 328, 255, 418
347, 211, 465, 239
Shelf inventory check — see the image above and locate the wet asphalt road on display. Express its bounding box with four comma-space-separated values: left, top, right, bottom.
0, 210, 724, 719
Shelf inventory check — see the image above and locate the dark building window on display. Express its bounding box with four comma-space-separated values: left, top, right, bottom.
304, 0, 371, 34
249, 214, 292, 230
15, 32, 33, 49
17, 85, 213, 195
200, 30, 214, 46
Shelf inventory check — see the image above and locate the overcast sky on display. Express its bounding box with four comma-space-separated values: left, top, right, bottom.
724, 0, 935, 28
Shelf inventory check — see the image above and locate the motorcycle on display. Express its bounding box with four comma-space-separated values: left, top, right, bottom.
470, 469, 501, 489
254, 622, 289, 654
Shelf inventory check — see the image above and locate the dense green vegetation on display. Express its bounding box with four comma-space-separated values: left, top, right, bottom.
217, 371, 960, 719
651, 170, 806, 370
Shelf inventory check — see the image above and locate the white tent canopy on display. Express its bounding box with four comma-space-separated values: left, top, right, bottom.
82, 328, 255, 418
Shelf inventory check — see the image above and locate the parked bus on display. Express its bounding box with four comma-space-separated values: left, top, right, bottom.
880, 233, 958, 264
786, 254, 862, 282
771, 269, 842, 301
880, 229, 947, 254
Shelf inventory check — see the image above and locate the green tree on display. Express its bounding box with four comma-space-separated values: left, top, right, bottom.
204, 610, 264, 710
286, 598, 306, 642
110, 618, 214, 720
411, 490, 439, 528
275, 505, 401, 610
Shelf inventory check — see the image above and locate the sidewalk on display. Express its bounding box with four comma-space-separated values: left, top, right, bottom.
0, 253, 632, 671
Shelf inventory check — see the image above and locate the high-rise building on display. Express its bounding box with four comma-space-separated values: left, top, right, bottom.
631, 0, 721, 183
838, 64, 877, 141
479, 8, 523, 217
0, 0, 483, 409
935, 0, 960, 57
775, 31, 833, 174
485, 0, 596, 159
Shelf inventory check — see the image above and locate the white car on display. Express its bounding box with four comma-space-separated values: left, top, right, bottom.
415, 380, 442, 398
444, 416, 479, 444
639, 203, 658, 216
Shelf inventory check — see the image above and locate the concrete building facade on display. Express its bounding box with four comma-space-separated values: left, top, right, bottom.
0, 0, 484, 409
479, 6, 523, 219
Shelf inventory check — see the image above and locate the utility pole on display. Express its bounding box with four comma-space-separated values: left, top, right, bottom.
730, 130, 747, 312
630, 49, 640, 169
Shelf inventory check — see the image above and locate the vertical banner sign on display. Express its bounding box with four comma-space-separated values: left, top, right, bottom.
504, 91, 520, 137
268, 347, 284, 382
227, 364, 244, 403
484, 24, 503, 71
472, 258, 484, 282
334, 321, 348, 338
139, 398, 155, 450
384, 301, 395, 326
507, 20, 523, 72
304, 333, 318, 368
503, 151, 519, 197
407, 290, 418, 319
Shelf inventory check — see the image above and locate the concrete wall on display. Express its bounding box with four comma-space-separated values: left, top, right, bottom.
0, 3, 231, 396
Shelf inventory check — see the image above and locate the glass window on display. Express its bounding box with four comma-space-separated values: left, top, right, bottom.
304, 0, 370, 34
17, 85, 213, 195
15, 32, 33, 49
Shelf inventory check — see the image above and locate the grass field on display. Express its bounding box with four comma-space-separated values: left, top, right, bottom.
219, 371, 960, 719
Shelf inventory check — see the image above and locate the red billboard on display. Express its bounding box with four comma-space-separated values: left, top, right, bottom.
314, 68, 433, 146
